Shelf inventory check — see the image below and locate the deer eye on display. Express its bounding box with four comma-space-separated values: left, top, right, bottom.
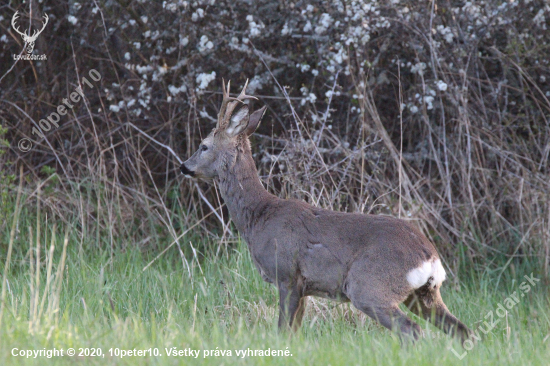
201, 145, 208, 152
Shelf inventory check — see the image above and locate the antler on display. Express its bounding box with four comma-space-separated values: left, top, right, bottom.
217, 79, 258, 129
11, 12, 48, 43
11, 11, 27, 38
27, 13, 48, 43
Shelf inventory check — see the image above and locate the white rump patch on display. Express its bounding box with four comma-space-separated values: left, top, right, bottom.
406, 258, 446, 289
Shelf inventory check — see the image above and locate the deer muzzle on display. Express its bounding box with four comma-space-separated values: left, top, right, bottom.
180, 163, 195, 178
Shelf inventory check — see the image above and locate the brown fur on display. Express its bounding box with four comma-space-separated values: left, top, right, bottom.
181, 81, 472, 342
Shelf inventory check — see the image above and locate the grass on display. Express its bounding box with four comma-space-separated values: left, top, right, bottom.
0, 200, 549, 366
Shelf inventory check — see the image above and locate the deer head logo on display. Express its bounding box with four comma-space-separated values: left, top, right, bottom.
11, 11, 49, 54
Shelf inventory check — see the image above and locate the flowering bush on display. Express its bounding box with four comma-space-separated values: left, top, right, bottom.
1, 0, 549, 264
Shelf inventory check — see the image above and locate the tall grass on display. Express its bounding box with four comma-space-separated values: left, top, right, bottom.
0, 194, 548, 365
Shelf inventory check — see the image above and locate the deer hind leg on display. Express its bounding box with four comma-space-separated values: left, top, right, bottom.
346, 282, 421, 340
357, 303, 423, 342
404, 285, 472, 343
277, 283, 306, 331
291, 297, 306, 330
345, 261, 422, 341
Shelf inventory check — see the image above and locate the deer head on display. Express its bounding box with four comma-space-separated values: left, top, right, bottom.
11, 11, 49, 54
180, 79, 267, 179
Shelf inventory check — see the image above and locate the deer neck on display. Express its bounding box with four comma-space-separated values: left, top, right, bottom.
217, 144, 276, 236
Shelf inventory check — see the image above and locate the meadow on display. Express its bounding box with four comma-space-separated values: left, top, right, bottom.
0, 179, 548, 366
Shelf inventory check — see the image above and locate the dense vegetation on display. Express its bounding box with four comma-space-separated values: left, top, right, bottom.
0, 0, 549, 364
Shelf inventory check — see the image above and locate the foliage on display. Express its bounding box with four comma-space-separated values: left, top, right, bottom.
0, 1, 549, 271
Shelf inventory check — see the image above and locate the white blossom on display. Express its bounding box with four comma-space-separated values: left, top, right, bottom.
315, 13, 333, 34
198, 35, 214, 52
436, 80, 448, 91
424, 96, 434, 110
192, 8, 204, 22
326, 90, 340, 98
169, 84, 187, 95
246, 15, 264, 37
411, 62, 427, 76
163, 1, 177, 12
297, 63, 310, 72
109, 101, 125, 112
533, 9, 546, 28
301, 92, 317, 105
437, 25, 454, 43
281, 23, 291, 36
196, 71, 216, 90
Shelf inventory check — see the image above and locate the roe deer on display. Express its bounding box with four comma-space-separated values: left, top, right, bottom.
180, 80, 472, 342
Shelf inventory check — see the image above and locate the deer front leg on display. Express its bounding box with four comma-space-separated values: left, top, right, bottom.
278, 283, 305, 331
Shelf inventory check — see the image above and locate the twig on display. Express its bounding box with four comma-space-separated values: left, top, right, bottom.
142, 209, 217, 272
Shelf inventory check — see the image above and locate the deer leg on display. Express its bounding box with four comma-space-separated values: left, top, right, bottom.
358, 304, 423, 342
291, 297, 306, 331
277, 284, 304, 331
345, 265, 421, 341
405, 287, 472, 343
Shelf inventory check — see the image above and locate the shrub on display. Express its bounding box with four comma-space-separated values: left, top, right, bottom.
1, 0, 549, 271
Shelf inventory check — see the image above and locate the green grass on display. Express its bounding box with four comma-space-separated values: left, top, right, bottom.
0, 208, 549, 365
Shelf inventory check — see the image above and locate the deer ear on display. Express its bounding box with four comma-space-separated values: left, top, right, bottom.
225, 105, 250, 136
245, 106, 267, 136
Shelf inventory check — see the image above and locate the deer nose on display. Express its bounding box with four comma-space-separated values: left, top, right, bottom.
180, 163, 195, 177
